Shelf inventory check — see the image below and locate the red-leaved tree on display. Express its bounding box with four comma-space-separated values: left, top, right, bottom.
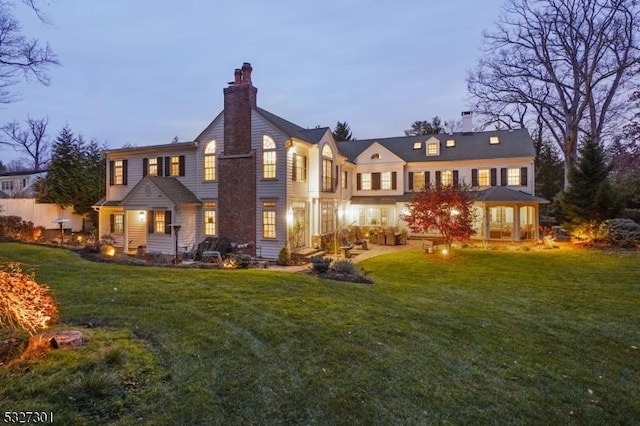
401, 185, 476, 251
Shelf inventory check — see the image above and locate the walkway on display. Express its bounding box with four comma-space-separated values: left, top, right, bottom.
268, 240, 421, 272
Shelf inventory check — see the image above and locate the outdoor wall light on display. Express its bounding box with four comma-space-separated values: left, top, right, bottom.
138, 211, 146, 222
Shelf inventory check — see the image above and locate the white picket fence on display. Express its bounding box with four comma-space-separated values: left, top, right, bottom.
0, 198, 84, 231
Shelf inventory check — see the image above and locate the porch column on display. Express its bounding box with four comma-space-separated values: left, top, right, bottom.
513, 206, 520, 241
123, 210, 129, 253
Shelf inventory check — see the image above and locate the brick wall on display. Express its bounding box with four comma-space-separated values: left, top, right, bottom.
218, 63, 258, 254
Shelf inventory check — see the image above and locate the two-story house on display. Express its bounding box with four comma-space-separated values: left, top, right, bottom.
94, 63, 546, 259
0, 169, 46, 198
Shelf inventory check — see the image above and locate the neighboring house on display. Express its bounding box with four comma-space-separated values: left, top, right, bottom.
93, 63, 546, 259
0, 169, 46, 198
0, 169, 85, 231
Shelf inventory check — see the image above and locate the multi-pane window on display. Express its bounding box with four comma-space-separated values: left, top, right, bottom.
489, 136, 500, 144
204, 201, 216, 235
114, 160, 124, 185
263, 135, 276, 179
1, 181, 13, 191
441, 170, 453, 186
170, 156, 180, 176
292, 153, 306, 182
478, 169, 490, 187
154, 211, 166, 234
427, 142, 439, 156
322, 158, 333, 191
321, 201, 334, 234
507, 168, 521, 185
204, 141, 216, 181
360, 173, 372, 190
113, 214, 124, 234
413, 172, 425, 191
446, 139, 456, 147
381, 172, 392, 190
262, 201, 276, 238
148, 158, 158, 176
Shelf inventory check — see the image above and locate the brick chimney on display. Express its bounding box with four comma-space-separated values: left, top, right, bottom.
218, 63, 257, 253
461, 111, 473, 134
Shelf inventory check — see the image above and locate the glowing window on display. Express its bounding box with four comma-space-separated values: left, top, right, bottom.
441, 170, 453, 186
361, 173, 372, 190
262, 201, 276, 238
478, 169, 490, 187
507, 168, 521, 185
204, 201, 216, 235
148, 158, 158, 176
489, 136, 500, 144
263, 135, 276, 179
204, 141, 216, 181
413, 142, 422, 150
446, 139, 456, 147
427, 142, 439, 156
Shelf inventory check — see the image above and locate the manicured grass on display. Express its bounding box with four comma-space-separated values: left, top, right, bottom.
1, 243, 639, 424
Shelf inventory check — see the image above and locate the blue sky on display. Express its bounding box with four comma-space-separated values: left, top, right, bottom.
1, 0, 505, 164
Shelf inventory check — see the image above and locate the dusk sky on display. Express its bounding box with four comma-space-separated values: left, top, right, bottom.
1, 0, 505, 165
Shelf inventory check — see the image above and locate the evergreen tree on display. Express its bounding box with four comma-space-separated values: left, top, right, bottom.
560, 135, 620, 237
332, 121, 353, 141
35, 127, 105, 218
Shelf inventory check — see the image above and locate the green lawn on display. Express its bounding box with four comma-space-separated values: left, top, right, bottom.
1, 243, 639, 425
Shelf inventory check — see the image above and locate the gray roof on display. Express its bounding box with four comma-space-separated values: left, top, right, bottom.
105, 141, 196, 155
0, 169, 47, 177
122, 176, 201, 206
336, 129, 534, 163
469, 186, 548, 203
256, 107, 328, 144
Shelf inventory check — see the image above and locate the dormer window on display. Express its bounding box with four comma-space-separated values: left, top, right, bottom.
413, 142, 422, 150
426, 142, 439, 156
446, 139, 456, 147
489, 136, 500, 144
371, 153, 381, 160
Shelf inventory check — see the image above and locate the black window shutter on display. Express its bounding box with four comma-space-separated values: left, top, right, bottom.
165, 211, 172, 234
357, 173, 362, 190
490, 168, 497, 186
148, 211, 154, 234
164, 157, 171, 176
471, 169, 478, 186
391, 172, 397, 190
372, 172, 381, 190
109, 214, 115, 233
143, 158, 148, 177
501, 168, 507, 186
109, 161, 114, 186
408, 172, 414, 190
122, 160, 128, 185
520, 167, 528, 186
157, 157, 164, 176
426, 171, 430, 187
435, 171, 442, 188
453, 170, 459, 187
179, 155, 185, 176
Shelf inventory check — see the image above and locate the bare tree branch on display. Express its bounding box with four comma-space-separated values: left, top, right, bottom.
0, 116, 50, 170
467, 0, 640, 188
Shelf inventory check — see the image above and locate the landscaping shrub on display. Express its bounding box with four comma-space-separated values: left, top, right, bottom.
276, 246, 291, 266
600, 218, 640, 248
310, 256, 331, 273
0, 215, 44, 242
0, 263, 59, 334
332, 259, 360, 275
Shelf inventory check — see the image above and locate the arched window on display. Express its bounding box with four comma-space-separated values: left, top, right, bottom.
321, 145, 334, 192
203, 140, 216, 181
263, 135, 276, 179
371, 153, 381, 160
